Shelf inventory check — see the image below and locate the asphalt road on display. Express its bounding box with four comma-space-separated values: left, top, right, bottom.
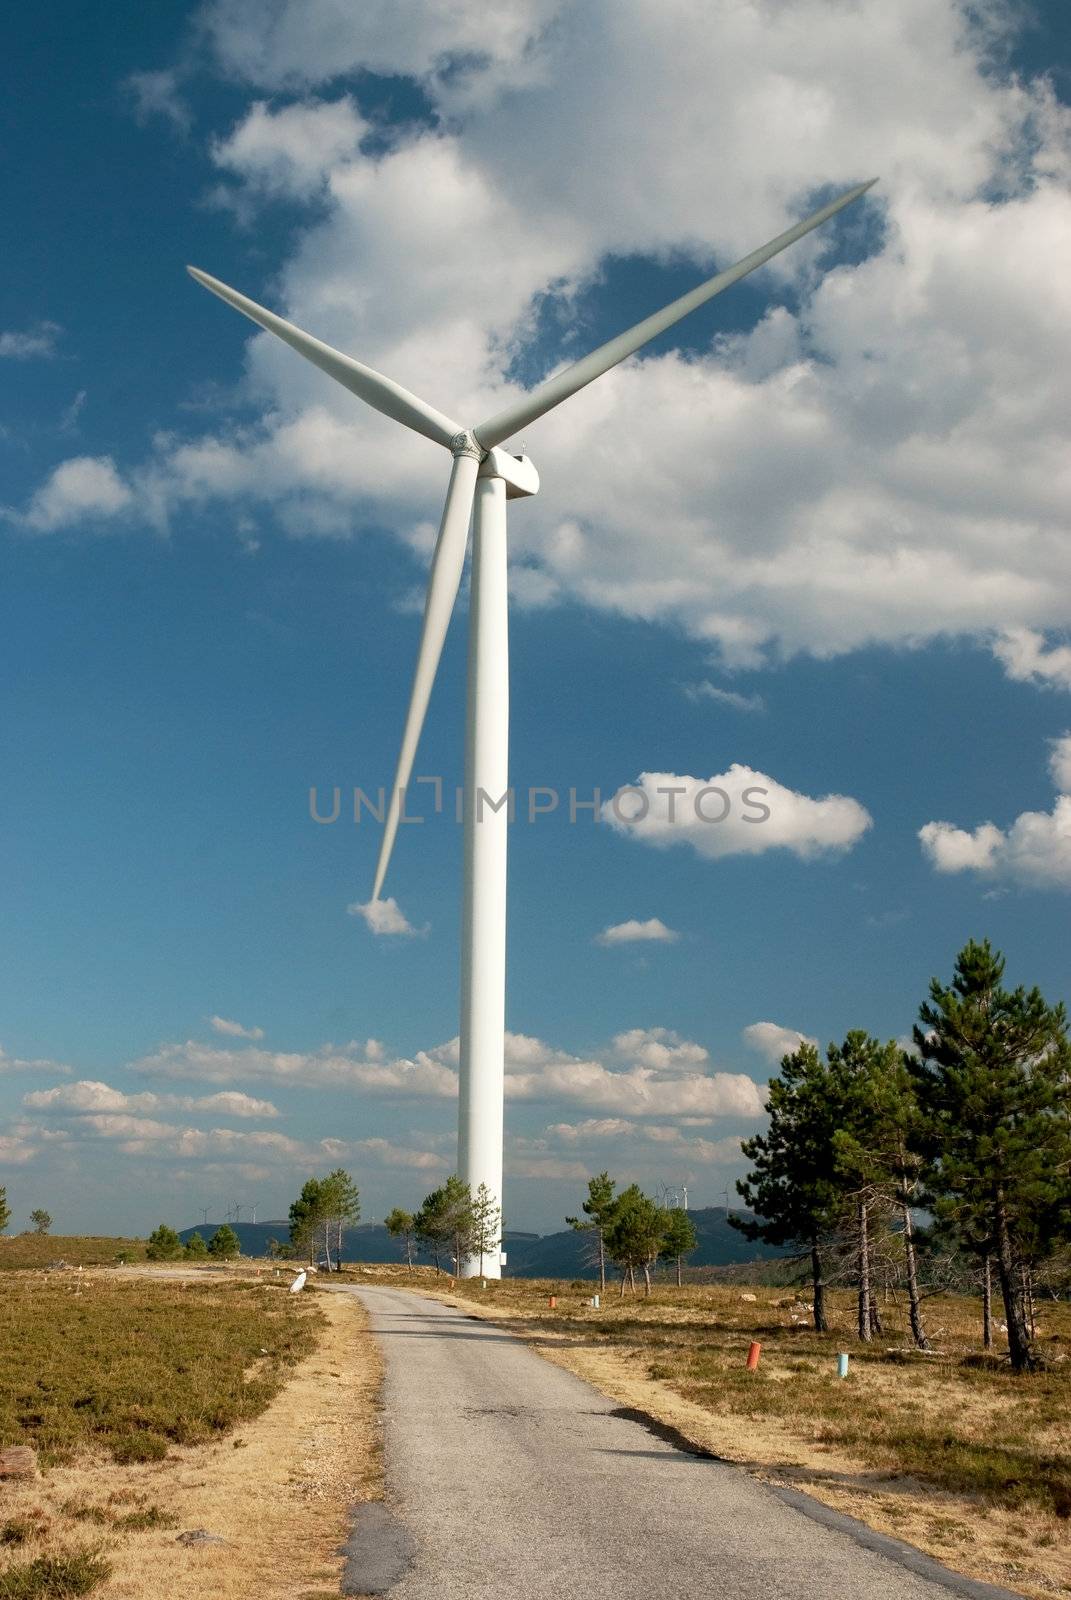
342, 1285, 1021, 1600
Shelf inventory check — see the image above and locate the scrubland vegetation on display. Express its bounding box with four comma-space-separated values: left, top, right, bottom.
0, 1276, 323, 1597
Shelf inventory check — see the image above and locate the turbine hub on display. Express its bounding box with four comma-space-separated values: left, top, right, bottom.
450, 430, 485, 461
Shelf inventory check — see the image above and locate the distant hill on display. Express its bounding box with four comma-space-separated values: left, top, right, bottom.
179, 1208, 783, 1278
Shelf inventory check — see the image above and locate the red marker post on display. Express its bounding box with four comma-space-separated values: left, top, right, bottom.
746, 1341, 762, 1370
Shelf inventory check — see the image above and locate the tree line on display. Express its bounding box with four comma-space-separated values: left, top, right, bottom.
732, 939, 1070, 1373
384, 1177, 501, 1277
567, 1176, 698, 1293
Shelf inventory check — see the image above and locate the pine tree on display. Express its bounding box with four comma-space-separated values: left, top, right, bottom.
289, 1178, 330, 1266
0, 1187, 9, 1234
385, 1208, 416, 1272
29, 1209, 52, 1236
146, 1223, 183, 1261
911, 939, 1071, 1372
470, 1183, 501, 1277
184, 1231, 208, 1258
208, 1223, 240, 1259
322, 1169, 361, 1269
415, 1182, 457, 1274
829, 1032, 929, 1346
733, 1042, 848, 1330
604, 1186, 667, 1296
659, 1207, 697, 1287
566, 1173, 618, 1292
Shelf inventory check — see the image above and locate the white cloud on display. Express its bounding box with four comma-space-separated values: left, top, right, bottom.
919, 735, 1071, 888
77, 0, 1059, 688
742, 1021, 817, 1066
595, 917, 679, 946
1050, 733, 1071, 794
683, 682, 766, 714
348, 896, 427, 937
127, 1022, 763, 1120
209, 1015, 265, 1040
349, 1136, 446, 1171
603, 768, 871, 861
0, 1046, 72, 1076
503, 1030, 765, 1118
23, 1079, 280, 1120
16, 456, 133, 534
993, 629, 1071, 691
211, 97, 366, 198
202, 0, 561, 90
131, 1036, 459, 1097
0, 322, 61, 360
0, 1134, 39, 1165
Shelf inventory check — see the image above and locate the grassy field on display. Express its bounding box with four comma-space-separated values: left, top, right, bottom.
0, 1274, 325, 1599
350, 1264, 1071, 1599
0, 1237, 146, 1271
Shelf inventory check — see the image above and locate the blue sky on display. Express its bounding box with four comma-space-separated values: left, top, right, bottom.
1, 0, 1069, 1236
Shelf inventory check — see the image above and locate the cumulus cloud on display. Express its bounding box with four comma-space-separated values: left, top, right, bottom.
131, 1036, 459, 1096
545, 1116, 743, 1165
52, 0, 1045, 687
993, 629, 1071, 692
348, 896, 428, 937
0, 1046, 72, 1076
0, 1134, 39, 1164
919, 734, 1071, 889
15, 456, 133, 534
127, 1021, 763, 1120
209, 1015, 265, 1040
603, 768, 871, 861
211, 96, 366, 198
595, 917, 679, 946
23, 1079, 280, 1119
0, 322, 61, 360
742, 1021, 817, 1065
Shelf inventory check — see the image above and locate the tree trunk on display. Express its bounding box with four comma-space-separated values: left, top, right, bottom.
899, 1186, 930, 1349
628, 1265, 636, 1294
1021, 1265, 1037, 1340
619, 1267, 627, 1298
676, 1253, 683, 1289
336, 1217, 343, 1268
598, 1231, 606, 1293
810, 1240, 828, 1332
642, 1262, 651, 1297
405, 1235, 414, 1274
857, 1196, 872, 1342
982, 1253, 993, 1350
869, 1299, 883, 1336
994, 1194, 1036, 1371
322, 1222, 333, 1273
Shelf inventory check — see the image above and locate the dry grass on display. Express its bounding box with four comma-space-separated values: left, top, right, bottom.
352, 1263, 1071, 1600
0, 1273, 383, 1600
0, 1239, 145, 1272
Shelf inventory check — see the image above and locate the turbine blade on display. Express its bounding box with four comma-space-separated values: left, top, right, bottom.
475, 179, 877, 449
371, 452, 481, 900
187, 266, 463, 450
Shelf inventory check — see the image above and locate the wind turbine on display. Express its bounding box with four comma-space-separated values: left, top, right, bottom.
189, 178, 875, 1278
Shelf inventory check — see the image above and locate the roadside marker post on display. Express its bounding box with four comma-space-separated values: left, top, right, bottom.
746, 1341, 761, 1370
837, 1353, 850, 1378
549, 1295, 558, 1308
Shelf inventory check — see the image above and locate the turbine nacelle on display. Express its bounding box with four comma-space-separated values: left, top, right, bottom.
479, 448, 539, 500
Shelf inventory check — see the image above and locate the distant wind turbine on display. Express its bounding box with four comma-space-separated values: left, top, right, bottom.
190, 178, 876, 1277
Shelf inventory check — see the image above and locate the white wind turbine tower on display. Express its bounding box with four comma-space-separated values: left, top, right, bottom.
189, 178, 875, 1277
